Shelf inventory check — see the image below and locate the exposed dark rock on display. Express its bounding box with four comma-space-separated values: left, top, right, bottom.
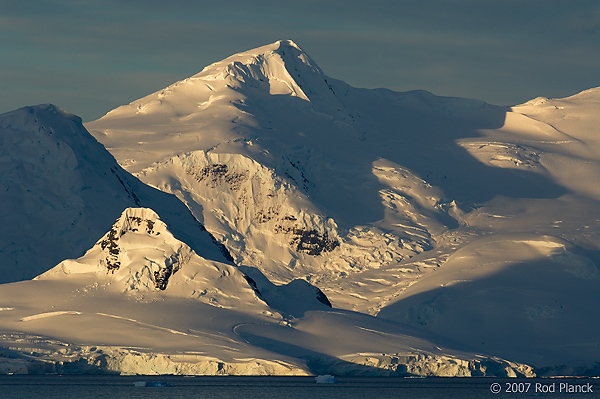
315, 287, 332, 308
255, 206, 279, 224
98, 224, 121, 273
242, 274, 263, 299
275, 225, 340, 256
98, 216, 161, 274
153, 254, 180, 291
146, 219, 155, 234
287, 160, 310, 191
187, 164, 248, 190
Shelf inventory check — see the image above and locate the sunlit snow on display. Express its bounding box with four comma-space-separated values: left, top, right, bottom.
1, 40, 600, 376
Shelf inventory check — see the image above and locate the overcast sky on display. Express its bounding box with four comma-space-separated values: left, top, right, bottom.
1, 0, 599, 121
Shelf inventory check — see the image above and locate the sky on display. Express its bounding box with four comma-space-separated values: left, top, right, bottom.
1, 0, 599, 122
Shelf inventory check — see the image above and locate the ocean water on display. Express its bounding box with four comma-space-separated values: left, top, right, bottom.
1, 375, 599, 399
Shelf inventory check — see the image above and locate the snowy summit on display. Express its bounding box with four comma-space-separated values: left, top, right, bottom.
1, 40, 600, 376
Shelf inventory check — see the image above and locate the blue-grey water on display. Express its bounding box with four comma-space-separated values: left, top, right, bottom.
1, 375, 599, 399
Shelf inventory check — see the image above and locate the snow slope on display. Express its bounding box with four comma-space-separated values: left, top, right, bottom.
86, 40, 480, 286
2, 40, 600, 375
0, 104, 231, 282
85, 40, 600, 374
0, 207, 531, 376
377, 235, 600, 372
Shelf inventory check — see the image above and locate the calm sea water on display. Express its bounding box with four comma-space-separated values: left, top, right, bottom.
1, 375, 599, 399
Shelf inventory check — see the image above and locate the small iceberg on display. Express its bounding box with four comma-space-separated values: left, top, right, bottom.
133, 381, 175, 387
315, 374, 337, 384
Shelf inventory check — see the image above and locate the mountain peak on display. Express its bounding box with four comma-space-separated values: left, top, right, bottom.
38, 207, 266, 308
92, 40, 338, 125
12, 103, 72, 117
191, 39, 325, 101
0, 104, 147, 282
275, 39, 302, 50
252, 39, 303, 54
1, 104, 83, 135
198, 39, 322, 77
101, 207, 164, 244
36, 207, 182, 284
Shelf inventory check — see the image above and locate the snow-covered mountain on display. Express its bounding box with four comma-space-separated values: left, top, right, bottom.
87, 39, 470, 285
0, 104, 232, 282
0, 207, 528, 377
84, 40, 600, 375
1, 40, 600, 376
37, 207, 265, 304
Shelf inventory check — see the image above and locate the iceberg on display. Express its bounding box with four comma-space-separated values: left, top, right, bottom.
316, 374, 337, 384
133, 381, 175, 387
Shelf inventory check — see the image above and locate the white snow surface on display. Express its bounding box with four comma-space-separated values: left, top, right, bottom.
37, 207, 266, 308
86, 40, 463, 285
0, 207, 526, 377
0, 104, 232, 282
1, 40, 600, 375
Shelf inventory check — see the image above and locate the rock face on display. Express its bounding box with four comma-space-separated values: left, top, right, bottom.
0, 345, 537, 377
0, 339, 309, 376
314, 353, 536, 377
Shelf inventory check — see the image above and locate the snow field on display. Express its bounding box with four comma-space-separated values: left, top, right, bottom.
1, 40, 600, 375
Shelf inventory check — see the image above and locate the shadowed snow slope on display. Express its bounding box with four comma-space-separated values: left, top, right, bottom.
3, 40, 600, 376
377, 235, 600, 370
86, 40, 515, 285
83, 40, 600, 374
0, 105, 232, 282
0, 207, 532, 376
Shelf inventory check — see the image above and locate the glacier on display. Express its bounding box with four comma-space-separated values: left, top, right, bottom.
1, 40, 600, 376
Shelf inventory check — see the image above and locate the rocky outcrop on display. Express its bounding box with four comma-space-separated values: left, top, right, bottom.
274, 224, 339, 256
97, 211, 165, 284
186, 163, 249, 191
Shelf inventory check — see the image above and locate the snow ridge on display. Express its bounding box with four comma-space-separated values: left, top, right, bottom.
38, 207, 267, 309
3, 41, 600, 377
195, 39, 325, 101
0, 105, 142, 282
